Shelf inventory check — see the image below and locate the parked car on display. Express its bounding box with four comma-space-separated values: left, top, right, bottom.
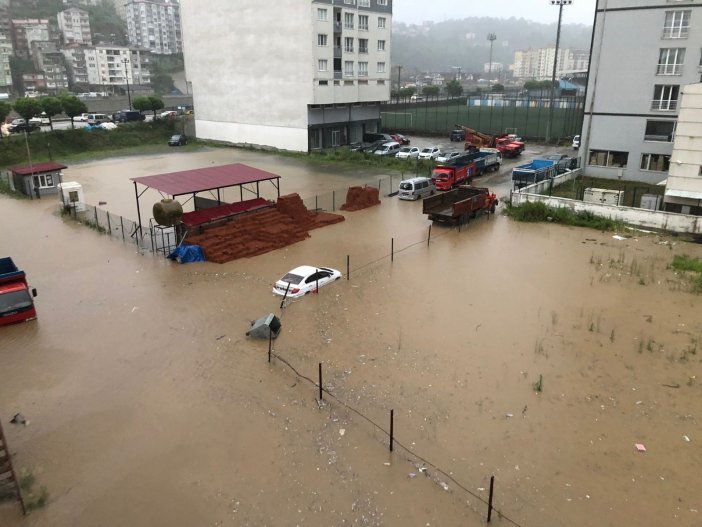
395, 146, 420, 160
28, 113, 50, 126
373, 141, 401, 156
410, 95, 425, 102
572, 134, 581, 150
391, 133, 410, 145
544, 153, 577, 174
436, 151, 462, 164
98, 122, 118, 130
418, 146, 442, 160
159, 110, 178, 120
272, 266, 342, 298
168, 134, 188, 146
112, 110, 145, 123
74, 113, 90, 122
9, 121, 39, 134
450, 129, 466, 142
87, 113, 111, 125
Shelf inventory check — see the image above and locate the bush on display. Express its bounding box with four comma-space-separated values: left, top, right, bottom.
505, 201, 624, 231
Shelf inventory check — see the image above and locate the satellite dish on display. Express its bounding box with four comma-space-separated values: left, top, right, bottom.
153, 198, 183, 226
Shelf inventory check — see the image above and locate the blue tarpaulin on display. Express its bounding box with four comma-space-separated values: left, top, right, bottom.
168, 244, 206, 263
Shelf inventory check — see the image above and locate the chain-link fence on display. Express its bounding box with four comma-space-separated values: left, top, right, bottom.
381, 95, 585, 141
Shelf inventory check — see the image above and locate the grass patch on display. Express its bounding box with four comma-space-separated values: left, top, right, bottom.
505, 201, 624, 231
19, 467, 49, 512
548, 175, 664, 208
0, 120, 180, 169
671, 255, 702, 293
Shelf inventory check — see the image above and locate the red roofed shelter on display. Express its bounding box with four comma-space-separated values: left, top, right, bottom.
9, 162, 67, 199
130, 163, 281, 236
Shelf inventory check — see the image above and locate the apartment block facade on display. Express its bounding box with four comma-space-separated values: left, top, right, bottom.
581, 0, 702, 186
58, 7, 93, 45
125, 0, 182, 55
512, 47, 588, 80
11, 19, 52, 58
84, 45, 151, 87
0, 35, 12, 96
180, 0, 392, 152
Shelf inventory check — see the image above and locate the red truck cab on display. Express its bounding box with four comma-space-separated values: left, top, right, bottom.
431, 161, 476, 191
0, 257, 38, 326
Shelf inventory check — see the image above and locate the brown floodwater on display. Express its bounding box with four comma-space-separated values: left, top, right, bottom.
1, 148, 702, 527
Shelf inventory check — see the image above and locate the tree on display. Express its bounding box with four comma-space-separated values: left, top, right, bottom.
0, 102, 11, 140
147, 96, 165, 117
61, 95, 88, 129
151, 73, 176, 96
41, 96, 63, 131
422, 85, 440, 98
13, 98, 43, 122
446, 80, 463, 97
491, 83, 505, 93
132, 95, 151, 114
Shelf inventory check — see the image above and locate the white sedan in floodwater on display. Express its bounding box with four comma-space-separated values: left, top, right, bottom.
272, 266, 342, 298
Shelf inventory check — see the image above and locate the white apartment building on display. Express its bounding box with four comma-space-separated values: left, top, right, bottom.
58, 7, 92, 45
512, 47, 587, 81
180, 0, 393, 152
84, 46, 151, 87
0, 35, 12, 96
125, 0, 182, 55
11, 19, 51, 57
581, 0, 702, 187
664, 83, 702, 214
62, 44, 91, 85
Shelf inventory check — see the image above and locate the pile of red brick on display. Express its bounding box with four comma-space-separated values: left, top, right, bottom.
340, 186, 381, 211
187, 194, 344, 263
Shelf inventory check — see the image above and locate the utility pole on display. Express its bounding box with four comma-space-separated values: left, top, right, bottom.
487, 33, 497, 86
122, 57, 132, 110
396, 65, 402, 103
545, 0, 572, 144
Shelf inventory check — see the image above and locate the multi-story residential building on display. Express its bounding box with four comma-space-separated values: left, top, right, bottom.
580, 0, 702, 186
512, 47, 587, 81
0, 35, 12, 96
62, 43, 91, 85
84, 45, 151, 87
58, 7, 93, 45
0, 0, 10, 39
11, 19, 53, 58
125, 0, 182, 55
664, 83, 702, 215
31, 41, 70, 92
62, 0, 103, 6
22, 72, 46, 94
180, 0, 393, 152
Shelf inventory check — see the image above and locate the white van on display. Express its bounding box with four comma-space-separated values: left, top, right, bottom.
398, 177, 436, 200
373, 141, 401, 156
87, 113, 110, 125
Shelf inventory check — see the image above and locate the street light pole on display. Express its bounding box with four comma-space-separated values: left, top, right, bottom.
546, 0, 572, 144
487, 33, 497, 86
122, 57, 132, 110
396, 64, 402, 103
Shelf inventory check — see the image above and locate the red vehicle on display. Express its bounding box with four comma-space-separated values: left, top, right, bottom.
431, 156, 476, 190
0, 257, 38, 326
456, 125, 525, 158
422, 186, 499, 225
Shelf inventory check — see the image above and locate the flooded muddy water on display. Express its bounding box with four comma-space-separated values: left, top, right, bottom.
1, 148, 702, 527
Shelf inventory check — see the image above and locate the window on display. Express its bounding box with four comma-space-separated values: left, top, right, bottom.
640, 153, 671, 171
359, 38, 368, 53
318, 59, 328, 72
33, 174, 54, 188
652, 85, 679, 110
317, 8, 328, 21
645, 120, 676, 141
377, 39, 385, 51
378, 17, 386, 28
589, 150, 629, 168
359, 15, 369, 30
358, 0, 370, 6
378, 0, 388, 5
317, 34, 327, 46
657, 48, 685, 75
344, 37, 354, 52
359, 61, 368, 76
319, 80, 328, 86
663, 10, 690, 38
344, 0, 353, 3
344, 60, 354, 76
377, 61, 386, 73
344, 13, 354, 29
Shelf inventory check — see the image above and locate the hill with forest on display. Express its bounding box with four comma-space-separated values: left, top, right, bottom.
391, 17, 593, 75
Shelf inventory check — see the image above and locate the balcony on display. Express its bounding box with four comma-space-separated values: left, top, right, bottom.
334, 46, 341, 58
334, 71, 342, 80
651, 99, 678, 111
333, 21, 342, 33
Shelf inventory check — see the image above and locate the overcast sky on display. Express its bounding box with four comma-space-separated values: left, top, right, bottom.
393, 0, 597, 26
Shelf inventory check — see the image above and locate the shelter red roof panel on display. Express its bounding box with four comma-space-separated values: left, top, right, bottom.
10, 162, 68, 176
130, 163, 280, 196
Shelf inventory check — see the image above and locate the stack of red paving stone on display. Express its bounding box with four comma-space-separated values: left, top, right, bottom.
186, 193, 344, 263
340, 186, 381, 211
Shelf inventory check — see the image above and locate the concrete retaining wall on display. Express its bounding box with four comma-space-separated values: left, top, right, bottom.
512, 169, 702, 234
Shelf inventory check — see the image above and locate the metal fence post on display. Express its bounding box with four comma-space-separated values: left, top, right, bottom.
94, 206, 98, 228
389, 409, 394, 452
120, 216, 125, 241
107, 211, 111, 234
487, 475, 495, 522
